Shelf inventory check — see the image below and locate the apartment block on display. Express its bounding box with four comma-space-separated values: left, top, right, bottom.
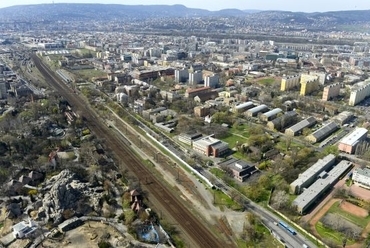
349, 81, 370, 106
322, 83, 341, 101
280, 75, 300, 91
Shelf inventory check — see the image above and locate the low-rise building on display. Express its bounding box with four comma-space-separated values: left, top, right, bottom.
292, 160, 352, 214
192, 135, 228, 157
178, 132, 202, 146
245, 104, 268, 117
338, 127, 368, 154
194, 105, 211, 117
353, 168, 370, 189
230, 161, 258, 182
267, 111, 298, 131
285, 117, 317, 136
306, 122, 339, 143
260, 108, 283, 122
232, 101, 254, 113
290, 154, 336, 194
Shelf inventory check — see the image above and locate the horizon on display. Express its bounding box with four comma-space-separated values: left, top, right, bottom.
0, 1, 369, 13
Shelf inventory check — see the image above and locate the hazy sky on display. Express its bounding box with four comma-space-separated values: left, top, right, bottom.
0, 0, 369, 12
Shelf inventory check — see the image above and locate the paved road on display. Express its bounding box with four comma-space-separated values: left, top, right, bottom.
113, 106, 318, 248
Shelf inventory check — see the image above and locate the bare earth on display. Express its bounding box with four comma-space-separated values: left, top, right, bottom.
340, 201, 368, 218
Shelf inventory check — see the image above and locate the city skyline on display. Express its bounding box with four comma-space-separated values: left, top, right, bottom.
0, 0, 369, 12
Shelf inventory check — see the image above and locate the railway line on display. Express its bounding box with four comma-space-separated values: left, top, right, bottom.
31, 53, 227, 248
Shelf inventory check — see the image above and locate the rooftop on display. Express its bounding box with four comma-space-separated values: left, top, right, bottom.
339, 127, 368, 146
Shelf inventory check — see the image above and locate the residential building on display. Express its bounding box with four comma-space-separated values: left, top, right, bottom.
189, 71, 203, 85
178, 132, 202, 146
260, 108, 283, 122
280, 75, 300, 91
175, 68, 189, 83
192, 135, 228, 157
300, 77, 319, 96
290, 154, 336, 194
293, 160, 352, 214
353, 168, 370, 189
245, 104, 268, 117
322, 83, 341, 101
338, 127, 368, 154
204, 74, 219, 88
194, 105, 211, 117
285, 117, 317, 136
306, 122, 339, 143
232, 101, 254, 113
0, 81, 7, 99
349, 81, 370, 106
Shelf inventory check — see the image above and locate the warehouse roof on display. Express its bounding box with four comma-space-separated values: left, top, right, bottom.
262, 108, 282, 118
310, 122, 338, 141
339, 127, 368, 147
287, 116, 316, 133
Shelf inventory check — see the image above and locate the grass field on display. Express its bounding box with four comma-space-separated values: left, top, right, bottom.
213, 189, 242, 211
209, 168, 226, 179
315, 222, 355, 246
257, 77, 276, 86
74, 69, 107, 79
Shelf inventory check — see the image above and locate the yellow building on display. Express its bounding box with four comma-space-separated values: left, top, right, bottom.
300, 74, 319, 96
280, 75, 300, 91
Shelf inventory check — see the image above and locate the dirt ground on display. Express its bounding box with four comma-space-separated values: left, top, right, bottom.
340, 201, 368, 217
350, 185, 370, 201
41, 221, 135, 248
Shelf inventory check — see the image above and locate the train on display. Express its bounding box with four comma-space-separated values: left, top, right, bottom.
278, 221, 297, 235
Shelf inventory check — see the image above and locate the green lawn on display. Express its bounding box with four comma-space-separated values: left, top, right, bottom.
209, 168, 226, 178
315, 221, 355, 246
221, 134, 248, 148
213, 189, 242, 211
74, 69, 107, 80
328, 201, 370, 228
257, 78, 276, 86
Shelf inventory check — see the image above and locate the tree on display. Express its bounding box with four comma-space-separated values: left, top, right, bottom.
271, 190, 290, 210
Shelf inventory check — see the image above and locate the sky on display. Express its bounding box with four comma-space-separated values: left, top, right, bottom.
0, 0, 369, 12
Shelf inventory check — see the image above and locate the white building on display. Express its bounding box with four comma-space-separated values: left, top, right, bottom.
204, 74, 219, 88
353, 168, 370, 189
175, 68, 189, 83
349, 81, 370, 106
12, 218, 37, 239
189, 71, 203, 85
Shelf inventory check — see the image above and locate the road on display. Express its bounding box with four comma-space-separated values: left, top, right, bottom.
31, 53, 227, 248
114, 105, 318, 248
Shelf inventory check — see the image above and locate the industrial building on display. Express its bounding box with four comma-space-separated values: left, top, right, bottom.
192, 135, 229, 157
290, 154, 336, 194
285, 117, 317, 136
293, 160, 352, 214
267, 111, 298, 131
322, 83, 341, 101
260, 108, 283, 122
245, 104, 268, 117
280, 75, 300, 91
352, 168, 370, 189
306, 122, 339, 143
232, 101, 254, 113
338, 127, 368, 154
332, 111, 353, 126
349, 81, 370, 106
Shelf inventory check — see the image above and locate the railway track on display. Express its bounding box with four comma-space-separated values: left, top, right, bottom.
31, 54, 227, 248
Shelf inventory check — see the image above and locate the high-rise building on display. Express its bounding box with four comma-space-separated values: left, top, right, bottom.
189, 71, 203, 85
0, 81, 7, 99
349, 81, 370, 106
322, 83, 341, 101
204, 74, 219, 88
280, 75, 300, 91
175, 69, 189, 83
300, 75, 319, 96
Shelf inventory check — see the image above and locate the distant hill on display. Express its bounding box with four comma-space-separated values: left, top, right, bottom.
0, 3, 247, 21
0, 3, 369, 28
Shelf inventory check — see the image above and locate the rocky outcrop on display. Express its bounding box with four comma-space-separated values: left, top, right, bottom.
38, 170, 103, 224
